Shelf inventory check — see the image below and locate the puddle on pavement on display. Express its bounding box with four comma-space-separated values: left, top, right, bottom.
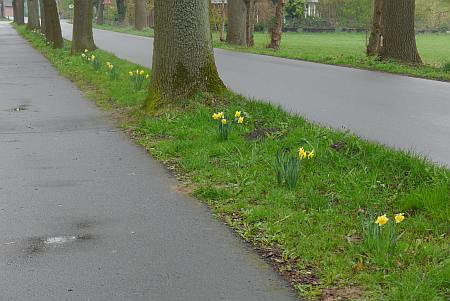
6, 104, 29, 112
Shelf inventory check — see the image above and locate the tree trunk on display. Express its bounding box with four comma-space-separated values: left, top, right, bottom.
367, 0, 382, 56
15, 0, 24, 24
43, 0, 63, 48
378, 0, 421, 64
116, 0, 126, 23
219, 0, 226, 42
226, 0, 254, 47
27, 0, 41, 30
72, 0, 96, 53
244, 0, 255, 47
135, 0, 146, 30
96, 1, 104, 25
12, 0, 16, 22
0, 0, 5, 19
39, 0, 46, 34
268, 0, 285, 50
145, 0, 225, 111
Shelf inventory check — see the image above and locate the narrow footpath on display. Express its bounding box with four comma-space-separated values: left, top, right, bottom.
0, 22, 298, 301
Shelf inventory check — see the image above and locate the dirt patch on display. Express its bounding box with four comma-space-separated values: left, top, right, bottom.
246, 127, 280, 140
322, 287, 364, 301
330, 141, 347, 152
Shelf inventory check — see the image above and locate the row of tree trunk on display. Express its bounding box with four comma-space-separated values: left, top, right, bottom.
19, 0, 423, 114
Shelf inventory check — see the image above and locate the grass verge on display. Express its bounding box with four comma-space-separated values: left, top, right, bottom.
92, 24, 450, 82
17, 25, 450, 301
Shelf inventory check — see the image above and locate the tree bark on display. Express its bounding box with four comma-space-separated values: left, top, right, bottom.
226, 0, 254, 47
27, 0, 41, 30
116, 0, 126, 23
135, 0, 146, 30
15, 0, 25, 24
72, 0, 96, 53
0, 0, 5, 19
219, 0, 226, 42
378, 0, 421, 64
96, 1, 104, 25
39, 0, 46, 34
268, 0, 285, 50
145, 0, 225, 111
367, 0, 382, 56
43, 0, 63, 48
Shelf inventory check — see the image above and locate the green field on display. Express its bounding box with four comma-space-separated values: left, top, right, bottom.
18, 25, 450, 301
94, 24, 450, 81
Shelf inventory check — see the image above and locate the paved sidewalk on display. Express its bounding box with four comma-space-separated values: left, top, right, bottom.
60, 21, 450, 166
0, 22, 298, 301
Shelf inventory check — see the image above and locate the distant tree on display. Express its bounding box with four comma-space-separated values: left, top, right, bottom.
145, 0, 225, 111
27, 0, 40, 29
227, 0, 255, 46
72, 0, 96, 53
95, 0, 105, 25
367, 0, 421, 64
135, 0, 146, 30
43, 0, 63, 48
268, 0, 285, 50
285, 0, 304, 19
15, 0, 25, 24
39, 0, 47, 34
378, 0, 421, 63
116, 0, 127, 23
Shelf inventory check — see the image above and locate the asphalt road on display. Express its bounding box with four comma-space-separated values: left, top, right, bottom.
0, 22, 298, 301
59, 22, 450, 167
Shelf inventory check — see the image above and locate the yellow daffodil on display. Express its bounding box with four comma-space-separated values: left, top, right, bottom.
106, 61, 111, 66
221, 119, 228, 125
135, 69, 139, 74
146, 74, 150, 79
91, 55, 96, 60
81, 53, 86, 58
139, 70, 145, 75
128, 71, 134, 76
394, 213, 405, 224
298, 147, 307, 159
235, 111, 241, 118
109, 64, 114, 70
237, 116, 244, 124
307, 151, 315, 159
375, 214, 389, 226
84, 49, 89, 53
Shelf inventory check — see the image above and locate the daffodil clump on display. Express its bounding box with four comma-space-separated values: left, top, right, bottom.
212, 110, 246, 140
106, 62, 119, 80
275, 144, 316, 190
81, 49, 101, 71
128, 69, 149, 91
362, 213, 407, 266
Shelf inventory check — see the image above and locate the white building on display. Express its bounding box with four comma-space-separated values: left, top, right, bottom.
305, 0, 319, 17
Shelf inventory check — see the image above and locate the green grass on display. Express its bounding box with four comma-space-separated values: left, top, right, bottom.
17, 25, 450, 301
92, 23, 450, 81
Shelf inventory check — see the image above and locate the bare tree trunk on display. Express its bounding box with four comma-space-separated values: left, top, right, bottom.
39, 0, 46, 34
145, 0, 225, 111
15, 0, 25, 24
244, 0, 255, 47
378, 0, 421, 64
72, 0, 96, 53
135, 0, 146, 30
13, 0, 17, 22
0, 0, 5, 19
219, 0, 225, 41
27, 0, 41, 30
226, 0, 254, 46
268, 0, 285, 50
96, 1, 104, 25
116, 0, 126, 23
367, 0, 382, 56
43, 0, 63, 48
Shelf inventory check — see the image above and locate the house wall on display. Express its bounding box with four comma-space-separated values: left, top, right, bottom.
4, 6, 13, 17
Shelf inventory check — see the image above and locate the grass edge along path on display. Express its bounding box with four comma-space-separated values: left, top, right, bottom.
93, 23, 450, 82
17, 25, 450, 301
